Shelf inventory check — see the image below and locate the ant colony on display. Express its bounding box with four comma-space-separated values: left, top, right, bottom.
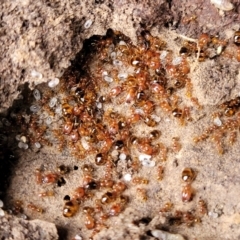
2, 29, 240, 239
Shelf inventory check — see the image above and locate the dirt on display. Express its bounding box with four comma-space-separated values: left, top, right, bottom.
1, 1, 240, 240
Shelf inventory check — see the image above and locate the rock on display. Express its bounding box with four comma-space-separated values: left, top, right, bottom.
0, 212, 58, 240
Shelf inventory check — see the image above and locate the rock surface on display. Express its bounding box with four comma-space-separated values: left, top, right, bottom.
0, 212, 58, 240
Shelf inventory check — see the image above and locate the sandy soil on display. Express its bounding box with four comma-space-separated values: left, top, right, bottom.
1, 1, 240, 240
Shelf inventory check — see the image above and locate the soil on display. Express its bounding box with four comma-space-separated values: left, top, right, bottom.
1, 1, 240, 240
